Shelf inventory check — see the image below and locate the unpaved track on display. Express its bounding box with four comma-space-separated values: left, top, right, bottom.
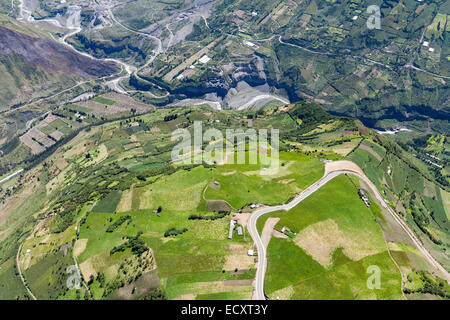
16, 243, 37, 300
248, 160, 450, 300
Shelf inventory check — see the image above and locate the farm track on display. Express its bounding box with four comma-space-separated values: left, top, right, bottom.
16, 243, 37, 300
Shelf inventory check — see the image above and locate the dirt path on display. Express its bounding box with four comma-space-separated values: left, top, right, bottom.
260, 217, 280, 249
16, 243, 37, 300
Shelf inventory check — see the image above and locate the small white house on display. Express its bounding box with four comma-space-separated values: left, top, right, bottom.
247, 249, 254, 256
428, 47, 435, 52
352, 15, 358, 21
422, 41, 429, 47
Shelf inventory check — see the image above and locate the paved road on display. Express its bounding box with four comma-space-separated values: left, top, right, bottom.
248, 167, 450, 300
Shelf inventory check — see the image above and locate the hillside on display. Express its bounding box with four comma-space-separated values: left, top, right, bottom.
133, 0, 449, 134
0, 0, 448, 303
0, 101, 448, 300
0, 14, 119, 109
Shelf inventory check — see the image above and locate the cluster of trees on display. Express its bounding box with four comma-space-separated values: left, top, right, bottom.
106, 215, 132, 233
163, 114, 178, 122
164, 227, 188, 237
110, 232, 148, 255
404, 271, 449, 299
188, 211, 230, 221
140, 287, 167, 300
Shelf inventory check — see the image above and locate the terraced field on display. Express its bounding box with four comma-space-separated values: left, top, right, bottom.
1, 101, 448, 301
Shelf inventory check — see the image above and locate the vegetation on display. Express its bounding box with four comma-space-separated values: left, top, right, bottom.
1, 99, 447, 300
164, 227, 188, 237
110, 233, 148, 256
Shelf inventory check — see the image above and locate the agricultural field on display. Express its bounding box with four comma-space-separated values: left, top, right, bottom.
257, 175, 404, 300
0, 0, 448, 304
258, 173, 449, 300
131, 0, 450, 136
0, 101, 385, 299
1, 99, 449, 300
347, 136, 450, 272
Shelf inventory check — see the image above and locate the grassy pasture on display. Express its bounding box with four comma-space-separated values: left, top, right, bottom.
258, 175, 404, 299
0, 258, 28, 300
92, 96, 116, 106
205, 151, 324, 208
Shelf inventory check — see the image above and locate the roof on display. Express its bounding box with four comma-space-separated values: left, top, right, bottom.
199, 55, 211, 64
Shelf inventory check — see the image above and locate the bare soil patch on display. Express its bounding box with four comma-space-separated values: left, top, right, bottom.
206, 200, 231, 212
294, 219, 382, 268
261, 217, 280, 249
224, 279, 253, 286
74, 239, 88, 257
359, 144, 382, 162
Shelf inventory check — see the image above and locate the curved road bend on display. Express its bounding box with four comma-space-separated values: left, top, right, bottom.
248, 166, 450, 300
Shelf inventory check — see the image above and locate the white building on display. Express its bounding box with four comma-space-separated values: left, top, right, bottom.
247, 249, 254, 256
244, 40, 256, 48
199, 55, 211, 64
228, 220, 237, 239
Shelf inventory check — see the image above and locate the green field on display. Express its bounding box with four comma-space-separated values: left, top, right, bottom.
258, 175, 404, 300
1, 102, 447, 300
92, 96, 116, 106
0, 258, 28, 300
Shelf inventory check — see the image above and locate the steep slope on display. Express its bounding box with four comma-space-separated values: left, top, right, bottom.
0, 101, 447, 300
137, 0, 449, 133
0, 15, 120, 109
